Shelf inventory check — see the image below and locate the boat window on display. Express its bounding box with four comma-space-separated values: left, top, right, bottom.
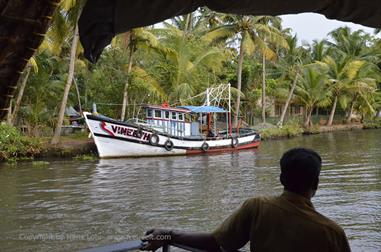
164, 111, 170, 119
178, 113, 184, 121
171, 112, 177, 120
155, 110, 162, 118
147, 109, 153, 118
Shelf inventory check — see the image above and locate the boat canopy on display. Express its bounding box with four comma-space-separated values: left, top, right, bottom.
179, 106, 227, 113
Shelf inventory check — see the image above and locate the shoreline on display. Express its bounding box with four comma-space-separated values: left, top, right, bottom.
304, 123, 363, 134
1, 124, 379, 162
42, 138, 98, 160
37, 123, 379, 159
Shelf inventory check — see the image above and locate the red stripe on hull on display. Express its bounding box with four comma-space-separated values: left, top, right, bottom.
186, 141, 260, 155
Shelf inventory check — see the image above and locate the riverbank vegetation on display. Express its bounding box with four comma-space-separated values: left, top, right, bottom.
2, 2, 381, 150
0, 124, 42, 161
259, 121, 304, 140
363, 118, 381, 129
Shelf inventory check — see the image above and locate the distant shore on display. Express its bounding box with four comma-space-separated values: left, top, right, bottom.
0, 123, 379, 163
38, 123, 379, 160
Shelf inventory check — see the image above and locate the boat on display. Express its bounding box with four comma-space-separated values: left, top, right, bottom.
84, 84, 260, 158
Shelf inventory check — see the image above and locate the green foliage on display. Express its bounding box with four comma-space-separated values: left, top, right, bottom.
260, 121, 303, 140
304, 125, 321, 134
363, 118, 381, 129
9, 10, 381, 141
0, 124, 42, 161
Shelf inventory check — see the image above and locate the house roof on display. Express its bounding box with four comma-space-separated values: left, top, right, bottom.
65, 106, 80, 117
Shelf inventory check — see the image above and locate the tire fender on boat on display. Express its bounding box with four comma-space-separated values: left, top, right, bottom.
232, 138, 239, 148
164, 140, 174, 151
149, 134, 159, 145
201, 142, 209, 152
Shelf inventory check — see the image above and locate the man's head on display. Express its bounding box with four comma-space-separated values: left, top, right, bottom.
280, 148, 322, 197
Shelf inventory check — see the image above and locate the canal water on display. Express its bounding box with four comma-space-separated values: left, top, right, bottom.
0, 130, 380, 252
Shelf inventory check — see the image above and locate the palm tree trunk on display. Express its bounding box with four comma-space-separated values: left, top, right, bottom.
278, 72, 299, 127
327, 95, 338, 126
121, 44, 134, 121
51, 24, 79, 144
346, 95, 357, 124
73, 78, 82, 114
261, 53, 266, 123
234, 40, 244, 127
346, 102, 355, 124
304, 108, 313, 127
132, 98, 137, 118
376, 110, 381, 120
10, 64, 32, 125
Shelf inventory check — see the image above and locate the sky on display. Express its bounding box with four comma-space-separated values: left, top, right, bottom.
280, 13, 377, 44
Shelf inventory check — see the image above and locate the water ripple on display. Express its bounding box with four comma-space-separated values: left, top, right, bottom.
0, 130, 380, 251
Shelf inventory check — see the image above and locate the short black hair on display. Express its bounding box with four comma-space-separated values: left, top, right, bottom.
280, 148, 322, 194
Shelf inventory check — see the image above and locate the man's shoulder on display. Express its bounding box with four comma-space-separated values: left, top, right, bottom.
241, 195, 279, 208
245, 195, 345, 234
312, 210, 347, 235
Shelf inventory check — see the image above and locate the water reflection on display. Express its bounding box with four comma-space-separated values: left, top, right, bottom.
0, 130, 380, 251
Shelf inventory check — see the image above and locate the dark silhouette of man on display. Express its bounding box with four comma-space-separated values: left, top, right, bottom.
142, 148, 351, 252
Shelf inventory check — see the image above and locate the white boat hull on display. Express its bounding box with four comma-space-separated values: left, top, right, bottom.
84, 112, 260, 158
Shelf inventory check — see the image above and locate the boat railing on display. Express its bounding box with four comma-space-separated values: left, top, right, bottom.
126, 118, 258, 141
78, 240, 239, 252
127, 118, 148, 125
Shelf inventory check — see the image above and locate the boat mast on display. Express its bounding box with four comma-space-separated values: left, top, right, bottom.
206, 88, 210, 106
206, 88, 211, 135
228, 83, 232, 136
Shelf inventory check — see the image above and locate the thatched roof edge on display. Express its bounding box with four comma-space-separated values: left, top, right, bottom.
0, 0, 60, 119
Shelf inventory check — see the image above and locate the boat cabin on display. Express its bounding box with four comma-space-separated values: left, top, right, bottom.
144, 105, 190, 137
143, 104, 229, 138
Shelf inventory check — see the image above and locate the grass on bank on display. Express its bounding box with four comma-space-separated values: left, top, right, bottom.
363, 118, 381, 129
258, 121, 304, 140
0, 124, 42, 161
259, 117, 381, 140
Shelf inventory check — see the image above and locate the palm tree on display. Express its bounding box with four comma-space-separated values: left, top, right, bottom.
51, 0, 84, 144
294, 65, 331, 127
317, 55, 368, 126
259, 17, 290, 124
8, 5, 69, 127
204, 15, 288, 126
154, 24, 228, 104
118, 28, 160, 121
327, 27, 373, 60
8, 59, 38, 126
276, 35, 306, 127
51, 25, 80, 144
83, 45, 165, 119
309, 40, 330, 62
342, 63, 379, 123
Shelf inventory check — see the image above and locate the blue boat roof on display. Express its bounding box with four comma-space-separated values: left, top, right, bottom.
178, 106, 227, 113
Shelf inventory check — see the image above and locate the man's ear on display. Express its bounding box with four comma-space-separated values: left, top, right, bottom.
312, 178, 319, 190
